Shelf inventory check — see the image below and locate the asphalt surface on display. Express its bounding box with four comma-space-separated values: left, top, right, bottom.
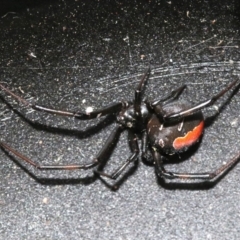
0, 1, 240, 239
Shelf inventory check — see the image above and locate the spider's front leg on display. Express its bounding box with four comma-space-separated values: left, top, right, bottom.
163, 79, 239, 121
0, 83, 123, 120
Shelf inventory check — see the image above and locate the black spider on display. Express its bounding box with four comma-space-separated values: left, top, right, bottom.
0, 68, 239, 182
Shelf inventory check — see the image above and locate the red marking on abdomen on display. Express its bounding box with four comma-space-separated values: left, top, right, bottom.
173, 121, 204, 150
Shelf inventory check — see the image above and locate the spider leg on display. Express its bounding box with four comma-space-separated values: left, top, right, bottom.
141, 131, 153, 164
0, 125, 122, 171
0, 83, 122, 119
134, 67, 150, 115
95, 130, 139, 180
164, 79, 239, 121
150, 85, 186, 120
153, 150, 240, 181
151, 84, 186, 106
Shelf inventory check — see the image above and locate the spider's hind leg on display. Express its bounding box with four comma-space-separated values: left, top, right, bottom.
153, 150, 240, 181
95, 130, 140, 180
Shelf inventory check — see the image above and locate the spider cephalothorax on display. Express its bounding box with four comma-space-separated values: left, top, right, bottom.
117, 101, 150, 130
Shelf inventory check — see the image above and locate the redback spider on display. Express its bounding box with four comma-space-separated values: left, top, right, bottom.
0, 68, 239, 182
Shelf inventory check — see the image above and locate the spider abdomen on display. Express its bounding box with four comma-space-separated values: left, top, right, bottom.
147, 101, 204, 155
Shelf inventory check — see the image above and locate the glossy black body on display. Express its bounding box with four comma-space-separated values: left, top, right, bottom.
147, 101, 204, 155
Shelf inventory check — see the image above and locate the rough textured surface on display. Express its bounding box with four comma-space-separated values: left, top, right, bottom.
0, 1, 240, 239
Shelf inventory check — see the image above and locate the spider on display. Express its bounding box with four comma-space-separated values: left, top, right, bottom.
0, 68, 239, 183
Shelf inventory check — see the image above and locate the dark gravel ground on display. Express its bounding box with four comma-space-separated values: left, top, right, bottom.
0, 1, 240, 239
